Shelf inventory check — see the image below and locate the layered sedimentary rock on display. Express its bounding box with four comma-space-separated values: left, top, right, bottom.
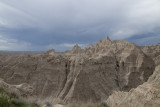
106, 54, 160, 107
83, 37, 154, 91
0, 37, 155, 103
141, 43, 160, 58
0, 78, 33, 97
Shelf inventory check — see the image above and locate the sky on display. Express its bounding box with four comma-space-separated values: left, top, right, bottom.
0, 0, 160, 51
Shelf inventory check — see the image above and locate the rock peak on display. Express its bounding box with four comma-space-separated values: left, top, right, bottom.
100, 36, 112, 46
45, 49, 55, 55
87, 43, 93, 48
105, 36, 111, 42
72, 44, 82, 54
73, 44, 81, 49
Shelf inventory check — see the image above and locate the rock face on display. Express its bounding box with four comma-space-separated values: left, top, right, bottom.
71, 44, 83, 54
106, 54, 160, 107
0, 78, 33, 97
0, 37, 156, 103
141, 43, 160, 58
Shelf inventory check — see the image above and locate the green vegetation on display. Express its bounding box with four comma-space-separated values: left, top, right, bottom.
0, 87, 36, 107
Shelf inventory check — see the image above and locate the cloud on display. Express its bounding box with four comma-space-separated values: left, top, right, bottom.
0, 35, 32, 51
0, 0, 160, 51
0, 2, 38, 29
0, 46, 9, 50
110, 0, 160, 40
44, 43, 87, 52
60, 43, 86, 48
0, 34, 87, 51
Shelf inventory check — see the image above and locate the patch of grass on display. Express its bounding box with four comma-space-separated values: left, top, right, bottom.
0, 87, 37, 107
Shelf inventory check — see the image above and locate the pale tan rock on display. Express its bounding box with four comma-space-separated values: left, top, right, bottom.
105, 54, 160, 107
71, 44, 83, 54
54, 104, 65, 107
106, 83, 160, 107
58, 55, 119, 103
45, 49, 55, 56
0, 79, 33, 97
42, 102, 53, 107
141, 44, 160, 58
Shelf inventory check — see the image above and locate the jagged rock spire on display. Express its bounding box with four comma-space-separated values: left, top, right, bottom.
87, 43, 94, 48
105, 36, 111, 42
72, 44, 82, 54
45, 48, 55, 55
101, 36, 112, 45
72, 44, 81, 50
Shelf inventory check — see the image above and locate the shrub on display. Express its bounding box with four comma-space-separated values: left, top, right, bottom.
0, 87, 36, 107
0, 94, 10, 107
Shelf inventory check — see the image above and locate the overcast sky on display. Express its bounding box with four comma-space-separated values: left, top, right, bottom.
0, 0, 160, 51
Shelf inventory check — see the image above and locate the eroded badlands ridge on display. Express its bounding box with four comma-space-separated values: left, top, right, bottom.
106, 54, 160, 107
0, 37, 157, 103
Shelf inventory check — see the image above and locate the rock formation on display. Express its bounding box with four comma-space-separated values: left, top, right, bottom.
105, 54, 160, 107
0, 36, 157, 105
0, 78, 33, 97
141, 43, 160, 58
45, 49, 55, 56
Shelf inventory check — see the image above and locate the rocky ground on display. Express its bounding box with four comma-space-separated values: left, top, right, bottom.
0, 37, 159, 107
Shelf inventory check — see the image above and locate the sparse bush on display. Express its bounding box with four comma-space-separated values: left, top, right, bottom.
0, 87, 36, 107
0, 94, 10, 107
